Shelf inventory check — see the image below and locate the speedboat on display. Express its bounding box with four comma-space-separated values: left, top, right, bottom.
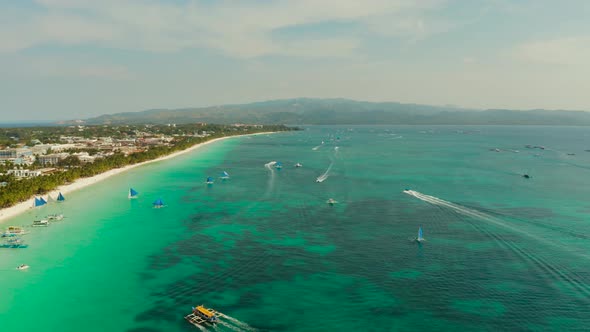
32, 219, 49, 227
46, 214, 64, 221
16, 264, 29, 270
326, 198, 337, 205
295, 163, 303, 168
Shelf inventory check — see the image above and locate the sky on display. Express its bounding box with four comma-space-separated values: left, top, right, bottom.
0, 0, 589, 121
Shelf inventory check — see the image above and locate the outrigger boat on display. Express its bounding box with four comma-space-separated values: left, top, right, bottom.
295, 163, 303, 168
1, 237, 29, 248
274, 161, 283, 169
326, 198, 338, 205
32, 219, 49, 227
17, 264, 29, 270
185, 305, 219, 327
206, 176, 215, 185
2, 226, 27, 237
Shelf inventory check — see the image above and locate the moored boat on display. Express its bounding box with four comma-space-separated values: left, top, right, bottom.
2, 226, 27, 237
295, 163, 303, 167
326, 198, 337, 205
17, 264, 29, 270
1, 237, 29, 248
32, 219, 49, 227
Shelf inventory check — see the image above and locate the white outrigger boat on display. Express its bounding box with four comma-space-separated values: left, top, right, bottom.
32, 219, 49, 227
17, 264, 29, 270
326, 198, 338, 205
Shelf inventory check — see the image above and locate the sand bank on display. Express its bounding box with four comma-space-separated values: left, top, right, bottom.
0, 132, 274, 224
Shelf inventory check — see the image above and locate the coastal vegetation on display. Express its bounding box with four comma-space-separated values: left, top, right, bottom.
0, 123, 294, 208
76, 98, 590, 126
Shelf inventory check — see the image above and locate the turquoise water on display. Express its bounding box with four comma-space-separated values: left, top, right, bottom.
1, 126, 590, 331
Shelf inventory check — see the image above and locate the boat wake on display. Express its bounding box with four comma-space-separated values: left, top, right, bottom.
316, 162, 333, 183
264, 161, 277, 195
218, 314, 258, 331
403, 189, 590, 299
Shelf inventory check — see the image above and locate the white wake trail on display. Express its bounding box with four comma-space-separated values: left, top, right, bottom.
219, 314, 258, 331
316, 162, 333, 183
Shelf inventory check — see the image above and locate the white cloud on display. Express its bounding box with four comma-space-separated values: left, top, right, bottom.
0, 0, 447, 57
513, 37, 590, 66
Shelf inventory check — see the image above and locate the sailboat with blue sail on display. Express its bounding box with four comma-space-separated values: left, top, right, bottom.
153, 198, 165, 208
275, 161, 283, 169
415, 226, 425, 243
128, 188, 139, 199
57, 192, 65, 202
206, 177, 214, 185
220, 171, 230, 180
33, 197, 47, 208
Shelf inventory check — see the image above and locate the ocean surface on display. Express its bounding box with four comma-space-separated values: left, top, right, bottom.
1, 126, 590, 331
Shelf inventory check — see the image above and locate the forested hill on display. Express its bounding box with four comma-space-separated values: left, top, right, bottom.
75, 98, 590, 126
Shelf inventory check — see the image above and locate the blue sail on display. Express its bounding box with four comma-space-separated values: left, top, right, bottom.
57, 192, 65, 201
206, 176, 214, 183
34, 197, 47, 207
129, 188, 138, 197
418, 226, 423, 240
153, 198, 164, 206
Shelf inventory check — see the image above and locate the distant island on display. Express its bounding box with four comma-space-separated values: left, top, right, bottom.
66, 98, 590, 126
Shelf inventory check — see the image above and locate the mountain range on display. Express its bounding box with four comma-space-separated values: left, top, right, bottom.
71, 98, 590, 126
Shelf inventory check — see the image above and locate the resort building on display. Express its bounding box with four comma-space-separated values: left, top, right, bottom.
37, 153, 69, 166
0, 148, 33, 160
7, 169, 42, 178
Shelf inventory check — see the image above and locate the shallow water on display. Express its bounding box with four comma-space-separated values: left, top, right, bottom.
1, 126, 590, 331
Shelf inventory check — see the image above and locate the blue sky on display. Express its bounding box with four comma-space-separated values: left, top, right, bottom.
1, 0, 589, 121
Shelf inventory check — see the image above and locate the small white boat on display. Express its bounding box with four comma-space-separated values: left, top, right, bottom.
16, 264, 29, 270
326, 198, 338, 205
46, 214, 64, 221
32, 219, 49, 227
295, 163, 303, 168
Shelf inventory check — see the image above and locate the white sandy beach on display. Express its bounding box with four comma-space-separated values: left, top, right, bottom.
0, 132, 274, 224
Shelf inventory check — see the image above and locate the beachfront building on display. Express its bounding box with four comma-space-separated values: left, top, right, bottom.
37, 153, 69, 166
0, 148, 33, 160
7, 169, 42, 178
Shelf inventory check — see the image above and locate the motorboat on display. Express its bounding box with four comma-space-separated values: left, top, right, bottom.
185, 305, 220, 327
32, 219, 49, 227
326, 198, 338, 205
17, 264, 29, 270
295, 163, 303, 168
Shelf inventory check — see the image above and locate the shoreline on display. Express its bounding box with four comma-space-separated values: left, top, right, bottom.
0, 132, 275, 224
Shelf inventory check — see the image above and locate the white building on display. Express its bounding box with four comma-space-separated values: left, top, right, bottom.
7, 169, 42, 178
